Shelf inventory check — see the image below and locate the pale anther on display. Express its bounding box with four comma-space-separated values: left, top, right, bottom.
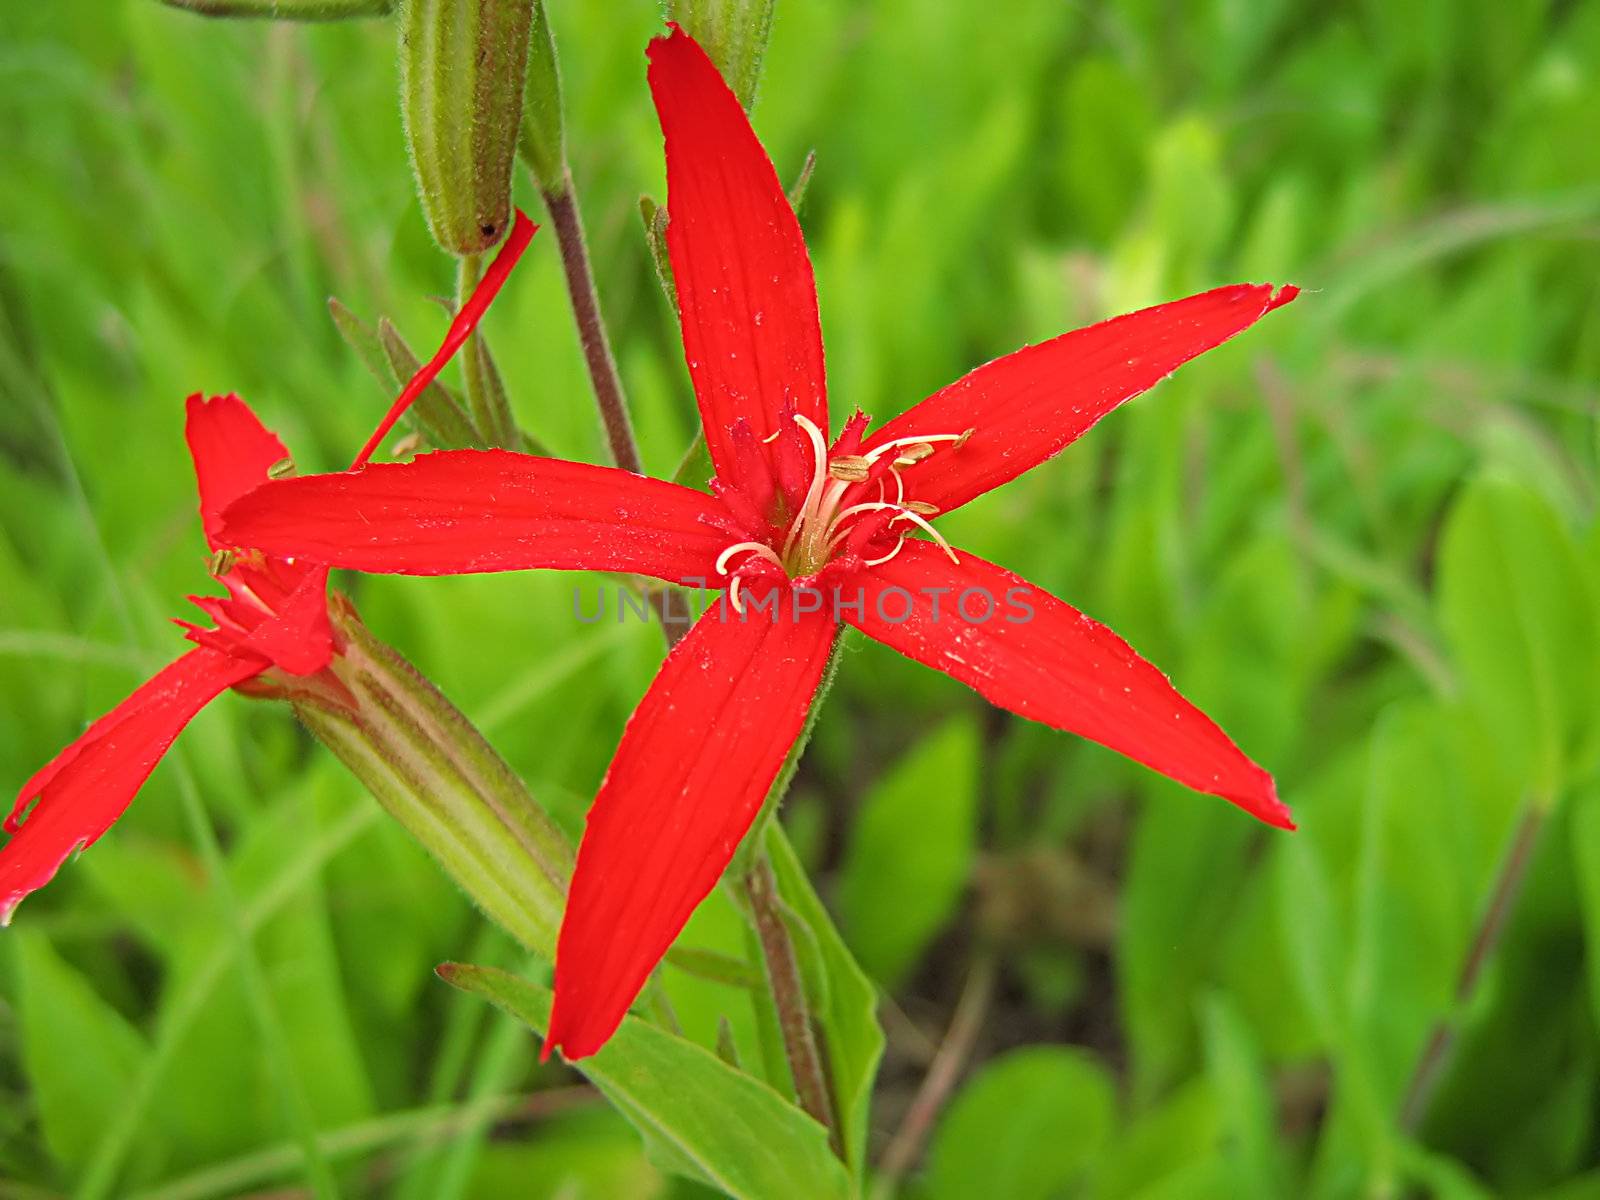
828, 455, 871, 483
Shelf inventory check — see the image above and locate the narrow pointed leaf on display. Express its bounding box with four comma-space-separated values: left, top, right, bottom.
438, 962, 852, 1200
329, 298, 401, 393
518, 0, 566, 192
377, 318, 483, 450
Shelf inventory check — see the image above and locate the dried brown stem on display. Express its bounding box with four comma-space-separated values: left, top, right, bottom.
874, 954, 997, 1195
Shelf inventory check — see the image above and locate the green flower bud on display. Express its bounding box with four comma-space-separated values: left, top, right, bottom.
399, 0, 533, 255
666, 0, 776, 110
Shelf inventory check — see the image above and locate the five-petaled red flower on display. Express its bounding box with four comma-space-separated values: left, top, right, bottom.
0, 214, 535, 923
221, 27, 1298, 1059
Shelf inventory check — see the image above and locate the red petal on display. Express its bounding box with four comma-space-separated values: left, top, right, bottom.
648, 27, 828, 481
864, 284, 1299, 514
845, 542, 1292, 828
240, 565, 335, 676
185, 394, 291, 550
547, 598, 838, 1058
351, 210, 538, 468
3, 648, 263, 923
220, 449, 736, 586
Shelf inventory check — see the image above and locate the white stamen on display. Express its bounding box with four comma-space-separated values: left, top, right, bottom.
716, 541, 784, 576
860, 432, 969, 466
862, 538, 909, 568
826, 501, 959, 564
724, 416, 968, 579
781, 413, 833, 562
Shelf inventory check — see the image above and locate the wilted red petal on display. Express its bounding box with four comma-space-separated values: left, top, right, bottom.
351, 209, 538, 468
185, 393, 292, 550
864, 284, 1299, 515
546, 599, 838, 1059
648, 27, 828, 480
3, 647, 264, 923
220, 449, 736, 586
845, 542, 1292, 828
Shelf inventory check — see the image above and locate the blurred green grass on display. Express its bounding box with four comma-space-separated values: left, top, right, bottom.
2, 0, 1599, 1196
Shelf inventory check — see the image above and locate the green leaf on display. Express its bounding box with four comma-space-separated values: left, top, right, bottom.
436, 962, 852, 1200
1570, 785, 1600, 1035
924, 1046, 1116, 1200
640, 194, 679, 313
1199, 994, 1292, 1198
670, 425, 713, 491
159, 0, 394, 17
788, 149, 818, 213
664, 945, 763, 991
11, 933, 156, 1183
231, 800, 376, 1130
328, 297, 401, 395
517, 0, 566, 192
374, 317, 485, 450
1396, 1141, 1498, 1200
1093, 1081, 1221, 1199
836, 718, 978, 988
764, 826, 884, 1177
1437, 475, 1600, 798
1121, 789, 1256, 1097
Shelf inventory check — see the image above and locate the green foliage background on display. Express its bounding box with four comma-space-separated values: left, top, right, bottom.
2, 0, 1599, 1196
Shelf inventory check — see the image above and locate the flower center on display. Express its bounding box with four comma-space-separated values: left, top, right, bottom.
715, 413, 969, 606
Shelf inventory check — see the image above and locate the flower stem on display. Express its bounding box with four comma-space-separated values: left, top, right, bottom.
744, 853, 841, 1152
1399, 800, 1545, 1132
542, 176, 642, 476
541, 175, 694, 644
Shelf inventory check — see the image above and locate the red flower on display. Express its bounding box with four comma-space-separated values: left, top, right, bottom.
220, 27, 1297, 1059
1, 213, 535, 924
